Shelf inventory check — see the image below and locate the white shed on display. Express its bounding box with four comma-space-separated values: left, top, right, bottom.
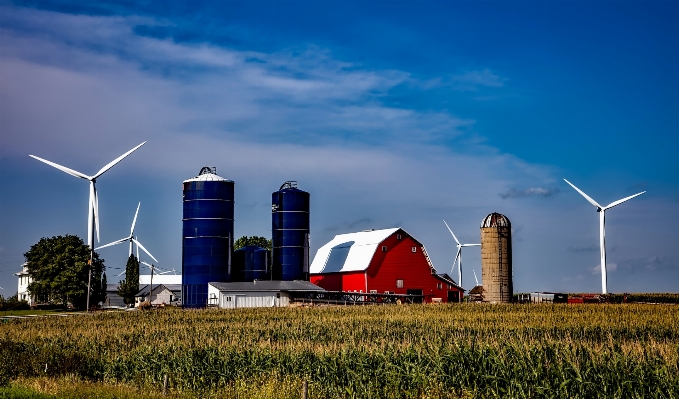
208, 280, 324, 309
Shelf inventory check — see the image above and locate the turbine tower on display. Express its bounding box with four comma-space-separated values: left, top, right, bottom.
443, 220, 481, 290
564, 179, 645, 294
30, 142, 146, 309
96, 202, 158, 263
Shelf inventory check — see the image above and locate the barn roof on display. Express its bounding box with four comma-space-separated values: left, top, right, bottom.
310, 228, 399, 274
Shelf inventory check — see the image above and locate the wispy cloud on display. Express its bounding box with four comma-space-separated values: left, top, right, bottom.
421, 68, 505, 91
567, 245, 598, 253
618, 256, 675, 272
347, 218, 373, 229
499, 187, 559, 199
590, 263, 617, 275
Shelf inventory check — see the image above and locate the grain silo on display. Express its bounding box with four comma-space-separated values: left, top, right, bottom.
272, 181, 310, 281
480, 213, 513, 303
231, 246, 269, 282
182, 167, 234, 307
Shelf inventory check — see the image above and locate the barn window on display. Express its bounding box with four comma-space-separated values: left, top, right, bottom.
412, 246, 417, 253
385, 291, 394, 294
397, 234, 402, 240
437, 283, 442, 290
382, 246, 387, 252
396, 279, 404, 288
370, 290, 377, 294
448, 284, 452, 289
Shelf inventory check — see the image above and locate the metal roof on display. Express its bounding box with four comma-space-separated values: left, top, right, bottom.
209, 280, 324, 292
183, 167, 231, 183
481, 212, 511, 228
309, 228, 400, 274
136, 284, 182, 296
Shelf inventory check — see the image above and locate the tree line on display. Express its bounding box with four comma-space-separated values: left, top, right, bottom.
22, 234, 273, 309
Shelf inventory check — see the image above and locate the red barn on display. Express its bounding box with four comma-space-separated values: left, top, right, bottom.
310, 228, 464, 303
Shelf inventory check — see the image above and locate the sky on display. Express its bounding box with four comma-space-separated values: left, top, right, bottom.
1, 0, 678, 294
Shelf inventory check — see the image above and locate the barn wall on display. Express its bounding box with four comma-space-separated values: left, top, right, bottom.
366, 233, 461, 302
310, 271, 365, 292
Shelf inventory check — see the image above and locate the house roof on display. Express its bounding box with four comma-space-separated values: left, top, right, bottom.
136, 284, 182, 297
209, 280, 324, 292
310, 228, 400, 273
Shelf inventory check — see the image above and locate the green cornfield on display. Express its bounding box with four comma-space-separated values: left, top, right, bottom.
1, 304, 678, 398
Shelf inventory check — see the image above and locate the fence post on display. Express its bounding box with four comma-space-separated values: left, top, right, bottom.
163, 374, 169, 396
302, 380, 308, 399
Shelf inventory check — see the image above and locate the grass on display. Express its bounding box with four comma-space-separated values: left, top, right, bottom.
0, 309, 82, 317
1, 303, 678, 398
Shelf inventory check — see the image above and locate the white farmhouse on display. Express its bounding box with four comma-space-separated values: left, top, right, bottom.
13, 262, 33, 305
208, 280, 324, 309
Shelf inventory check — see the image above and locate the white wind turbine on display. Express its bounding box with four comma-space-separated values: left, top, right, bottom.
564, 179, 645, 294
443, 220, 481, 290
30, 142, 146, 310
95, 202, 158, 264
30, 142, 146, 250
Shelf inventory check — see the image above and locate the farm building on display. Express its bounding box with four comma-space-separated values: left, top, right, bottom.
135, 284, 181, 307
208, 280, 324, 309
310, 228, 464, 303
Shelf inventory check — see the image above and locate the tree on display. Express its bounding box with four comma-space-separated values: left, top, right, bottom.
234, 236, 272, 251
117, 255, 139, 306
24, 235, 105, 310
98, 272, 108, 305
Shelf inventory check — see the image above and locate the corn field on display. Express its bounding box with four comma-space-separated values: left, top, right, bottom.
1, 304, 678, 398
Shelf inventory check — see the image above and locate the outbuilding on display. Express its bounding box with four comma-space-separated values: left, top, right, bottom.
310, 228, 464, 303
208, 280, 324, 309
135, 284, 181, 307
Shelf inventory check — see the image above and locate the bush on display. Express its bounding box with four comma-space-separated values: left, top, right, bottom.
0, 295, 30, 311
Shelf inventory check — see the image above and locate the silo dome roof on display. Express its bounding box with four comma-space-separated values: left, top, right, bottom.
481, 212, 511, 228
183, 166, 231, 183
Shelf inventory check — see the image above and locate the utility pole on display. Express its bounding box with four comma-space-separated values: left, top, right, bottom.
149, 263, 154, 304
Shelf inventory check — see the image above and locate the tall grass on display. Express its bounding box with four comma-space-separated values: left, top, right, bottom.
1, 304, 678, 398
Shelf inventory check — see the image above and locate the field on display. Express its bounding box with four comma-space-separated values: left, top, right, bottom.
1, 304, 678, 398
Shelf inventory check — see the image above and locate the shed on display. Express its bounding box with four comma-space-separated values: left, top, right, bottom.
310, 228, 464, 303
208, 280, 324, 309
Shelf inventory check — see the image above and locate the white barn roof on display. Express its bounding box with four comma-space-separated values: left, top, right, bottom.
310, 228, 400, 274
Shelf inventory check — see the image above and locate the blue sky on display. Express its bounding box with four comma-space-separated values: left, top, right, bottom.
1, 0, 678, 294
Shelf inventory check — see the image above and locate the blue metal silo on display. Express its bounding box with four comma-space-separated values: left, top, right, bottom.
182, 167, 234, 307
272, 181, 310, 281
232, 246, 270, 282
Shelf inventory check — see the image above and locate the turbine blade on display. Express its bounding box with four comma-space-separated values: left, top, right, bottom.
452, 248, 461, 277
93, 142, 146, 179
117, 270, 126, 277
564, 179, 602, 208
133, 238, 158, 262
604, 191, 645, 210
443, 220, 460, 245
130, 202, 140, 235
95, 237, 129, 250
29, 155, 90, 180
473, 270, 479, 286
93, 183, 100, 243
462, 244, 481, 247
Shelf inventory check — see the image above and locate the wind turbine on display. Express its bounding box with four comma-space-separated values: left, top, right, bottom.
95, 202, 158, 263
30, 142, 146, 310
443, 220, 481, 290
564, 179, 645, 294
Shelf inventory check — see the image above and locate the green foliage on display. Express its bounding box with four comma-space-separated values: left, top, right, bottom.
234, 236, 272, 251
117, 255, 139, 306
23, 235, 105, 310
1, 304, 678, 398
0, 295, 30, 311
